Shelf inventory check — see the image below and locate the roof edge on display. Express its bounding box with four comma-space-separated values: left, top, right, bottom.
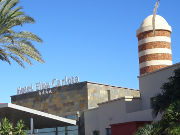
0, 103, 77, 125
86, 81, 139, 91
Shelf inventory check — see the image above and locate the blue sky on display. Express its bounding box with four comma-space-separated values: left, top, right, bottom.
1, 0, 180, 102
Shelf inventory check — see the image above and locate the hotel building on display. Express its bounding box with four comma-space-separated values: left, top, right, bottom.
0, 13, 179, 135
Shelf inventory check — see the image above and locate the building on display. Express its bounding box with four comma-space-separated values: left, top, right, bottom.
11, 81, 140, 135
3, 13, 178, 135
84, 62, 180, 135
83, 14, 180, 135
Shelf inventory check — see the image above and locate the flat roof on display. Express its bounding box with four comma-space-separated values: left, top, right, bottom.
98, 96, 141, 105
86, 81, 139, 91
0, 103, 76, 129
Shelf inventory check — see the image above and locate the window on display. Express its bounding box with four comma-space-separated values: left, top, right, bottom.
107, 90, 111, 101
93, 130, 100, 135
106, 128, 111, 135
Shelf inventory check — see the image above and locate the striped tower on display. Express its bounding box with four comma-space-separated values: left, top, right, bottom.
136, 15, 172, 75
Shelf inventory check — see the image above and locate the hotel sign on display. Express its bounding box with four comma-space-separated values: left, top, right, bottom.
17, 76, 79, 95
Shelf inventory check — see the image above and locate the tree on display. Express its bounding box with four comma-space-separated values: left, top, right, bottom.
0, 0, 44, 68
151, 68, 180, 117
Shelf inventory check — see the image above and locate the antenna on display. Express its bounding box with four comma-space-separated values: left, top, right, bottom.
152, 0, 160, 36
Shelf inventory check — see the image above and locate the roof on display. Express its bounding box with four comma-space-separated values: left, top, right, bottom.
0, 103, 76, 129
136, 14, 172, 36
98, 96, 141, 105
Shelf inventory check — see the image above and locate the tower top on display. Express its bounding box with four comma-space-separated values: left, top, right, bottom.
136, 15, 172, 36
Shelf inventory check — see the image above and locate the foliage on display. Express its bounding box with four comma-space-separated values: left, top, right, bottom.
0, 117, 27, 135
13, 120, 27, 135
135, 102, 180, 135
0, 0, 44, 68
0, 118, 13, 135
134, 124, 155, 135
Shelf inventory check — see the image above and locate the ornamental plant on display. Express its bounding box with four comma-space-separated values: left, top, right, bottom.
0, 117, 27, 135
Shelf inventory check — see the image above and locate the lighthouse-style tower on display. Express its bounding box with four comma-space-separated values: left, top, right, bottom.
136, 15, 172, 75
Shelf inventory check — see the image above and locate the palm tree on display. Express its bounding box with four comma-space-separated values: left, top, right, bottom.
0, 0, 44, 68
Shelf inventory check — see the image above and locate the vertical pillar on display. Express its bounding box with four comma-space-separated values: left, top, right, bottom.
30, 118, 34, 135
65, 126, 68, 135
55, 127, 58, 135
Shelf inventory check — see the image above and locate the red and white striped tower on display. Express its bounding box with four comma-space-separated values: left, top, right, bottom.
136, 15, 172, 75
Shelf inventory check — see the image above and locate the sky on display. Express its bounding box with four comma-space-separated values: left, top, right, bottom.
1, 0, 180, 103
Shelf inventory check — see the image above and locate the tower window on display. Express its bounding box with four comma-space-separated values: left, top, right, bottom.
107, 90, 111, 101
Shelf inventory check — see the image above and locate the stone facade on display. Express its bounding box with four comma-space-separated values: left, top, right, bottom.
11, 81, 140, 117
87, 82, 140, 109
11, 82, 88, 116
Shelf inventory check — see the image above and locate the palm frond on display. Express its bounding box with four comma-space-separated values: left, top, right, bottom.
14, 31, 42, 43
0, 6, 23, 26
19, 41, 44, 63
0, 47, 10, 63
0, 0, 11, 16
3, 45, 33, 65
1, 0, 19, 18
0, 0, 44, 67
8, 54, 25, 68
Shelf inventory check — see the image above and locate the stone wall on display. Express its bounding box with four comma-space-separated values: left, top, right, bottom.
87, 82, 140, 109
11, 81, 140, 116
11, 82, 88, 116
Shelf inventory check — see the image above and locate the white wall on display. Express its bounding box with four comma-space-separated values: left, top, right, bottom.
84, 98, 142, 135
126, 98, 142, 113
97, 99, 126, 135
139, 63, 180, 110
84, 108, 99, 135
